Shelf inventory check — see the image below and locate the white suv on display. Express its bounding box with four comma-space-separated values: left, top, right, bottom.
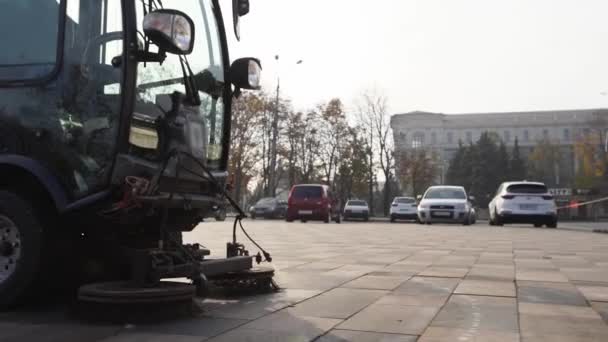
390, 197, 418, 222
489, 181, 557, 228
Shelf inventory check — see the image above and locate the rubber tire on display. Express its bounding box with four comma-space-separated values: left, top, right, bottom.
251, 213, 256, 220
0, 191, 45, 309
494, 210, 504, 226
286, 217, 294, 222
390, 216, 396, 223
547, 220, 557, 229
463, 217, 471, 226
214, 209, 226, 222
324, 212, 330, 223
364, 216, 369, 222
534, 223, 543, 228
335, 215, 341, 224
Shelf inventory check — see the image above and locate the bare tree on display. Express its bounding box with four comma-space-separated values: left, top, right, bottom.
358, 89, 394, 216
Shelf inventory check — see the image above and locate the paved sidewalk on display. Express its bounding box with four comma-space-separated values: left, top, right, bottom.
1, 221, 607, 341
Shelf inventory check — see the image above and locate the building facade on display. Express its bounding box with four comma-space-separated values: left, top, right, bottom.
391, 109, 608, 218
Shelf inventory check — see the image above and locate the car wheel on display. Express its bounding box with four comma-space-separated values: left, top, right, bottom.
534, 223, 543, 228
426, 221, 432, 225
343, 215, 348, 222
494, 210, 503, 226
547, 220, 557, 229
0, 191, 46, 309
324, 211, 330, 223
364, 216, 369, 222
335, 214, 341, 224
251, 213, 256, 220
463, 216, 471, 226
390, 215, 395, 223
301, 219, 307, 223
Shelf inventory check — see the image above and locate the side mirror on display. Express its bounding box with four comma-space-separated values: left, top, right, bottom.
143, 9, 195, 55
416, 195, 422, 201
229, 57, 262, 91
233, 0, 250, 41
469, 195, 476, 202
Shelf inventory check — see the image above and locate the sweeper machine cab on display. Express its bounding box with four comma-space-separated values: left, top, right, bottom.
0, 0, 272, 310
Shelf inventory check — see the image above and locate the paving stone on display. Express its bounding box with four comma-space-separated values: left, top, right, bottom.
294, 262, 345, 271
337, 304, 439, 335
342, 275, 409, 290
202, 289, 321, 320
576, 285, 608, 302
466, 265, 515, 281
516, 270, 569, 282
518, 281, 588, 306
133, 317, 247, 338
317, 329, 418, 342
418, 327, 520, 342
375, 294, 450, 307
418, 266, 470, 278
0, 323, 119, 342
394, 277, 460, 295
519, 313, 608, 340
205, 327, 311, 342
561, 268, 608, 283
518, 303, 601, 319
239, 309, 341, 339
454, 279, 516, 297
591, 301, 608, 323
100, 332, 205, 342
430, 295, 519, 333
290, 288, 387, 319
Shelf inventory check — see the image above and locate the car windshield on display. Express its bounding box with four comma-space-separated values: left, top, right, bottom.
507, 184, 548, 194
256, 198, 275, 206
292, 186, 323, 199
395, 198, 415, 204
424, 188, 466, 199
347, 200, 367, 206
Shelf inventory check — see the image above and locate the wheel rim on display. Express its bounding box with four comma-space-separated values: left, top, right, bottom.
0, 215, 21, 284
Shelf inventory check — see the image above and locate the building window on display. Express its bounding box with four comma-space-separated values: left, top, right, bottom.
447, 132, 453, 144
466, 131, 473, 143
399, 132, 406, 142
563, 128, 570, 141
543, 129, 549, 140
431, 132, 437, 145
503, 130, 511, 142
523, 130, 529, 141
412, 132, 424, 149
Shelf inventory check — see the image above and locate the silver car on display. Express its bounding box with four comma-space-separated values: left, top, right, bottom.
417, 186, 475, 225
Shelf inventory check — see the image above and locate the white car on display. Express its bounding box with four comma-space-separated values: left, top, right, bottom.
417, 186, 475, 225
343, 200, 370, 221
390, 196, 418, 222
489, 181, 557, 228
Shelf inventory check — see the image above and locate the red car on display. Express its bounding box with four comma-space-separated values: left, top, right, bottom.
286, 184, 341, 223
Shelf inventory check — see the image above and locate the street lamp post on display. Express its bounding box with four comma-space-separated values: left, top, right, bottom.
268, 56, 302, 197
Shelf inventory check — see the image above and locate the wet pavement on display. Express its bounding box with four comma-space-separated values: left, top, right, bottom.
1, 220, 608, 341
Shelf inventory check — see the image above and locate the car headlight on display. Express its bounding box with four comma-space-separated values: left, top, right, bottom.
418, 205, 428, 210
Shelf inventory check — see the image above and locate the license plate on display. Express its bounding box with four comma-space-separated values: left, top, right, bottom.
399, 208, 410, 212
433, 211, 450, 217
520, 204, 537, 210
298, 210, 313, 215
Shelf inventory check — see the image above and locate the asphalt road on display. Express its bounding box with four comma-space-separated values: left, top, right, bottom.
0, 220, 607, 341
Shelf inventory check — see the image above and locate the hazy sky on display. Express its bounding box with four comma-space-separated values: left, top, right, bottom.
226, 0, 608, 115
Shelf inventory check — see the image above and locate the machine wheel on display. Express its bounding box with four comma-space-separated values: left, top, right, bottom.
286, 216, 294, 222
534, 223, 543, 228
0, 191, 45, 309
547, 220, 558, 229
251, 213, 256, 220
463, 217, 471, 226
76, 281, 195, 323
390, 216, 396, 223
364, 216, 369, 222
334, 215, 341, 224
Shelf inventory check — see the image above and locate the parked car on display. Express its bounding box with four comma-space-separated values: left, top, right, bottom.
390, 196, 418, 222
417, 186, 475, 225
249, 197, 287, 219
343, 200, 370, 221
489, 181, 557, 228
286, 184, 341, 223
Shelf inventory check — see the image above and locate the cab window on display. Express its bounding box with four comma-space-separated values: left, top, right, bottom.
0, 0, 62, 81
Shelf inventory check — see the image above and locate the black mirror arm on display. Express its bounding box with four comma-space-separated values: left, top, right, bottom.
135, 50, 167, 64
